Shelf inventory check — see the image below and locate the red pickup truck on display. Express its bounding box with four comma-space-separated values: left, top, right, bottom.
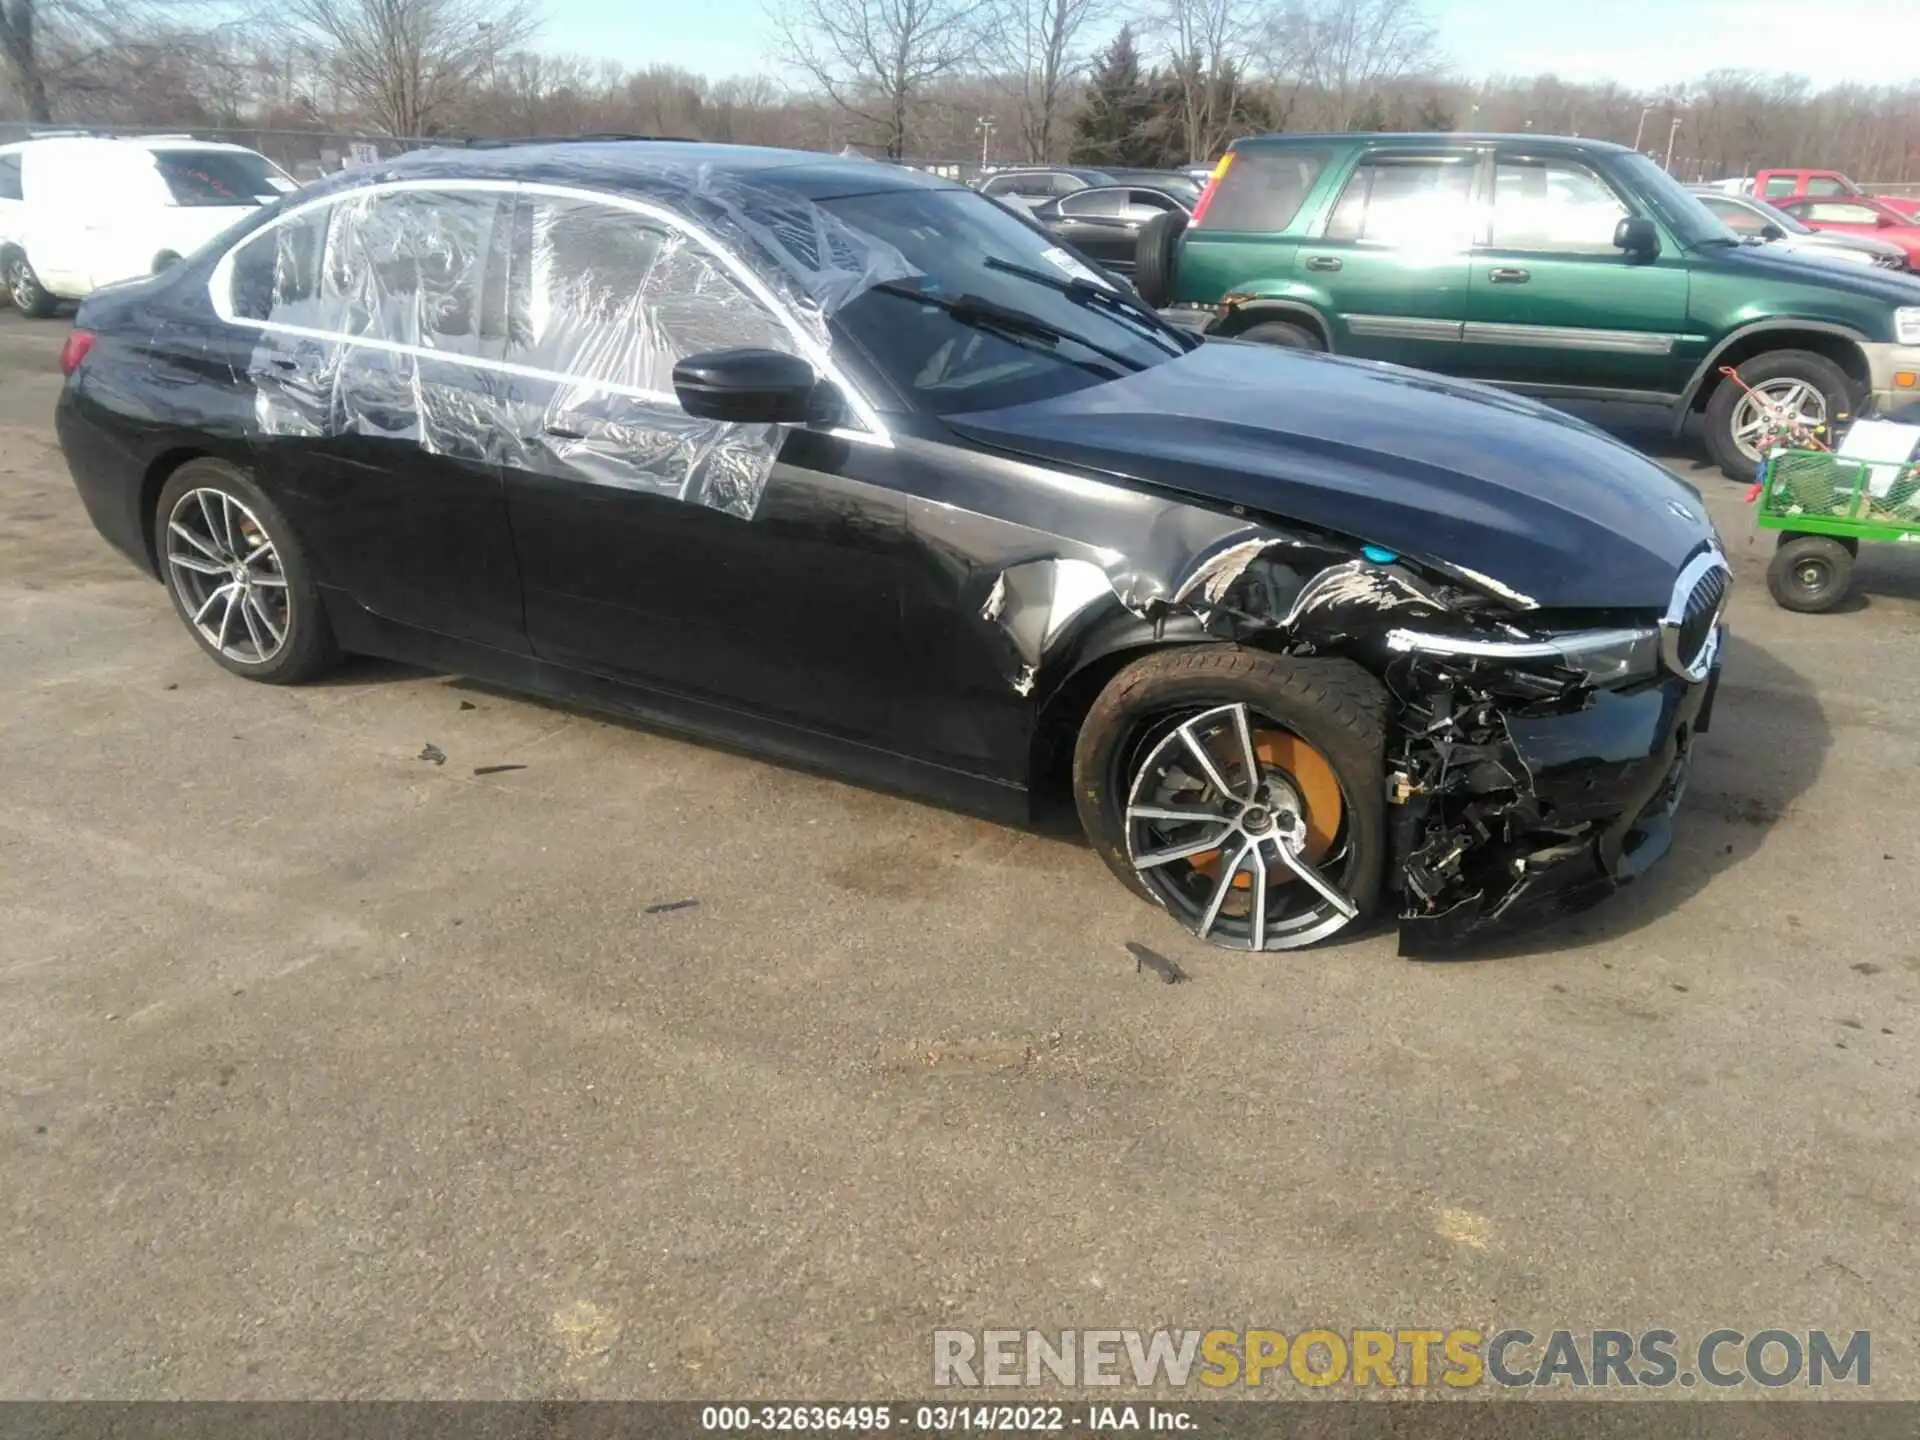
1749, 168, 1920, 217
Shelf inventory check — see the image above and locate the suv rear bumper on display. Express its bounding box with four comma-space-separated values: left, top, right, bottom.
1863, 341, 1920, 419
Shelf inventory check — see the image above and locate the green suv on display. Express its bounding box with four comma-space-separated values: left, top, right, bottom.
1134, 133, 1920, 479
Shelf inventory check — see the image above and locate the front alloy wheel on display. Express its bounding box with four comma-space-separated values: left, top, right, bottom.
1125, 702, 1358, 949
1729, 379, 1827, 465
1075, 647, 1388, 953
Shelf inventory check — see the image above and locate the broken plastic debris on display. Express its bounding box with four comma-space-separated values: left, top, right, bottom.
1126, 941, 1187, 984
644, 898, 700, 915
472, 764, 527, 776
418, 743, 447, 765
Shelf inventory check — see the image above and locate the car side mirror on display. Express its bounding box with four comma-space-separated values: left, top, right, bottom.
1878, 215, 1897, 228
1614, 216, 1659, 259
673, 349, 822, 425
1760, 223, 1785, 241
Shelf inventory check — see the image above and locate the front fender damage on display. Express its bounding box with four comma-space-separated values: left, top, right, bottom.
975, 522, 1685, 954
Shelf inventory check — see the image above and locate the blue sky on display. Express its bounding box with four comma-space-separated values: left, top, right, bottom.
543, 0, 1920, 88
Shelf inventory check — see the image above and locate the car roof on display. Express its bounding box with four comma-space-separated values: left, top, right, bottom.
0, 133, 265, 155
328, 139, 958, 204
986, 165, 1111, 178
1230, 131, 1635, 155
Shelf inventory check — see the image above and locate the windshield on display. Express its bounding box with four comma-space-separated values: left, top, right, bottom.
819, 186, 1189, 416
1615, 153, 1736, 247
153, 150, 293, 208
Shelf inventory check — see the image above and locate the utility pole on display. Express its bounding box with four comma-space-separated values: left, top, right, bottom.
1633, 103, 1654, 152
977, 115, 996, 170
1664, 114, 1682, 172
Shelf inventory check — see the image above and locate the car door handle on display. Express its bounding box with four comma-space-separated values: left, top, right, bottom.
1304, 255, 1343, 272
1488, 267, 1531, 283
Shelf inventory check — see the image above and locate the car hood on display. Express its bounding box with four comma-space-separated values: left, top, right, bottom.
1783, 231, 1907, 260
945, 342, 1718, 611
1698, 237, 1920, 300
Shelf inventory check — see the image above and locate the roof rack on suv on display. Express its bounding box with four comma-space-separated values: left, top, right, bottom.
445, 133, 704, 149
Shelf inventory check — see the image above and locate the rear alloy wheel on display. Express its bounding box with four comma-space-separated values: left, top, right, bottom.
5, 255, 58, 318
1705, 349, 1853, 482
156, 459, 338, 684
1075, 648, 1387, 952
1766, 533, 1854, 613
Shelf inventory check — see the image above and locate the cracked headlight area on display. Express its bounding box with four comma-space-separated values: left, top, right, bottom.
1383, 625, 1662, 689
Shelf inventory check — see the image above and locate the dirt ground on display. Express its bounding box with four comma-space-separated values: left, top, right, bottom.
3, 308, 1919, 1399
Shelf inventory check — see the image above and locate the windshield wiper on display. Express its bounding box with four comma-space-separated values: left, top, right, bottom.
871, 281, 1146, 375
982, 256, 1189, 353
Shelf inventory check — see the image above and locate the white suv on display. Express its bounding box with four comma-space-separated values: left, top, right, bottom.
0, 135, 296, 317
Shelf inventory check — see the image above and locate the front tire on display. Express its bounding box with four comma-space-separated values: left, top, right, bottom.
1236, 320, 1324, 351
1766, 533, 1854, 613
5, 254, 59, 318
1074, 647, 1388, 952
156, 458, 339, 684
1705, 349, 1854, 482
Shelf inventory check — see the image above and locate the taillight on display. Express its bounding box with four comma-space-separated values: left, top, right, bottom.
1189, 152, 1235, 228
60, 330, 95, 377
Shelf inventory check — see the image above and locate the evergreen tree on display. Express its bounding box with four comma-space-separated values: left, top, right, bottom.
1069, 27, 1159, 167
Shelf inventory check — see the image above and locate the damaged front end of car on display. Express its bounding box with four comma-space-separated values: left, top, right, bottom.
994, 520, 1730, 957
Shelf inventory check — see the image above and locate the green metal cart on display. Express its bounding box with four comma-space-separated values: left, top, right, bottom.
1753, 448, 1920, 612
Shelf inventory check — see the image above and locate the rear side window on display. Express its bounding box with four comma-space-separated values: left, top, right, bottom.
1806, 176, 1848, 197
1487, 156, 1628, 253
1325, 153, 1474, 246
1199, 150, 1329, 232
228, 206, 328, 321
0, 153, 20, 201
1762, 176, 1796, 197
153, 150, 290, 208
1058, 189, 1125, 218
1799, 201, 1880, 224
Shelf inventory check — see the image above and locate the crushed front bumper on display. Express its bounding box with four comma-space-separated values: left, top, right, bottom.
1395, 635, 1721, 957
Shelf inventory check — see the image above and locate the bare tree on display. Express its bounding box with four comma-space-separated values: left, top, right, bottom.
771, 0, 973, 158
2, 0, 226, 121
1153, 0, 1256, 163
273, 0, 539, 136
981, 0, 1101, 162
1266, 0, 1439, 130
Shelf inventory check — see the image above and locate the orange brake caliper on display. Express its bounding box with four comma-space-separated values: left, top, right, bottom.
1190, 730, 1343, 888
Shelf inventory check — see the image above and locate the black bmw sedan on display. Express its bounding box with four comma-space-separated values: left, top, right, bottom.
56, 140, 1728, 956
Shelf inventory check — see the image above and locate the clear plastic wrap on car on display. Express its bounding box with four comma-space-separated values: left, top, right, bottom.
238, 156, 918, 520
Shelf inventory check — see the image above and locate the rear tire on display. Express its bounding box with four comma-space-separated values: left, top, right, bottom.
1704, 348, 1854, 483
1236, 320, 1324, 351
1074, 646, 1388, 952
5, 254, 59, 318
1132, 210, 1187, 308
1766, 534, 1854, 613
156, 458, 339, 684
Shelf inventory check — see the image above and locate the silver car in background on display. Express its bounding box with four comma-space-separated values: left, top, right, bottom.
1689, 187, 1909, 270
